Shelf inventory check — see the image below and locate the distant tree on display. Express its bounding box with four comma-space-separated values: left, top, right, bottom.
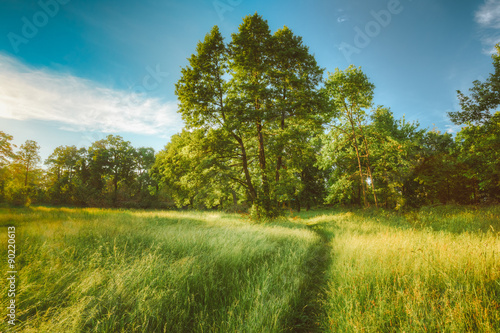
45, 145, 85, 204
408, 130, 470, 205
368, 107, 424, 208
0, 131, 16, 166
0, 131, 16, 202
88, 135, 136, 206
448, 44, 500, 203
321, 66, 378, 207
454, 113, 500, 202
133, 147, 157, 204
17, 140, 41, 188
5, 140, 42, 205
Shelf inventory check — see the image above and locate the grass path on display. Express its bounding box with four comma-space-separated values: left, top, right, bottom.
286, 221, 333, 332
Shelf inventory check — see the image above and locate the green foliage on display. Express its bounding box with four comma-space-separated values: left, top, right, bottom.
172, 13, 327, 218
408, 130, 470, 205
321, 66, 378, 207
0, 139, 44, 206
45, 145, 86, 205
152, 129, 237, 209
17, 140, 41, 187
449, 44, 500, 125
446, 44, 500, 203
0, 131, 16, 166
368, 107, 424, 209
0, 131, 16, 202
455, 112, 500, 202
324, 65, 374, 115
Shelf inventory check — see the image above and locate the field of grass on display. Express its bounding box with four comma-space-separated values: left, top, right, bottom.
0, 205, 499, 332
313, 206, 500, 332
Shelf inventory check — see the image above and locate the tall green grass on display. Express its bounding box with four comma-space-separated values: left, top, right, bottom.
0, 208, 321, 332
312, 206, 500, 332
1, 205, 499, 332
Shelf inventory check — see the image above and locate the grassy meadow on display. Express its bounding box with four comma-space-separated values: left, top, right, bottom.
0, 205, 499, 332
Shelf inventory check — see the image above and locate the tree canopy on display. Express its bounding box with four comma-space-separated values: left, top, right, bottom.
172, 13, 326, 217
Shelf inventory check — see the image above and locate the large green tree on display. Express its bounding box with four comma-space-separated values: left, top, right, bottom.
174, 14, 325, 217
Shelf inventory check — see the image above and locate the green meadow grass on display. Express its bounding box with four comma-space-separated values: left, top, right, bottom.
308, 206, 500, 332
0, 205, 499, 332
0, 208, 321, 332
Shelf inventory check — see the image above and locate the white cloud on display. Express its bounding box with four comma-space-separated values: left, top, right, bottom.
475, 0, 500, 28
475, 0, 500, 54
0, 54, 183, 137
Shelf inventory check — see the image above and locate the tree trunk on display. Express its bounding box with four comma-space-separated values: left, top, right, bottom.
231, 188, 238, 206
257, 119, 271, 212
234, 135, 257, 203
276, 110, 286, 182
113, 176, 118, 206
24, 164, 29, 187
347, 114, 368, 207
353, 139, 368, 207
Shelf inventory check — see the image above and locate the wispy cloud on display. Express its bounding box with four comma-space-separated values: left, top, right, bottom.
0, 54, 182, 137
445, 123, 462, 135
475, 0, 500, 54
475, 0, 500, 28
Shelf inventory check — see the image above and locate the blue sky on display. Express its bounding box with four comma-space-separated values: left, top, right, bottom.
0, 0, 499, 160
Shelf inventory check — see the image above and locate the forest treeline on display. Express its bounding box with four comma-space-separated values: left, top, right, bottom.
1, 14, 499, 216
